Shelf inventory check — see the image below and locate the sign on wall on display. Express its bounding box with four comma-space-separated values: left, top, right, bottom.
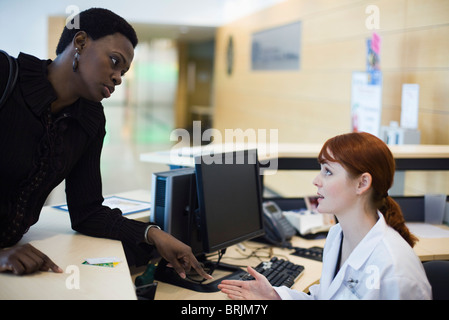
351, 33, 383, 137
351, 71, 383, 137
251, 21, 301, 71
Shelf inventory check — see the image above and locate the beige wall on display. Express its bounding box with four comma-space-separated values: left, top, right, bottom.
47, 16, 66, 60
212, 0, 449, 145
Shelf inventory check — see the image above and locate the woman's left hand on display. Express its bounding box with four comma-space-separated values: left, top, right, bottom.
218, 266, 281, 300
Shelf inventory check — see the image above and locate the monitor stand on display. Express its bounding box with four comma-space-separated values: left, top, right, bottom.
154, 257, 247, 293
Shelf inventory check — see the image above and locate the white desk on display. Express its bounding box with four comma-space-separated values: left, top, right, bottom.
2, 190, 448, 300
153, 237, 324, 300
0, 191, 151, 300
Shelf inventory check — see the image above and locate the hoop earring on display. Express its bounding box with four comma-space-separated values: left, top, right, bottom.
72, 48, 80, 72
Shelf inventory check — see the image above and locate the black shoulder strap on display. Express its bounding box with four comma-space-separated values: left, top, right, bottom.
0, 50, 19, 109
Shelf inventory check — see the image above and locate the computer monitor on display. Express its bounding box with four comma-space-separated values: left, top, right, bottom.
195, 149, 265, 253
153, 149, 265, 292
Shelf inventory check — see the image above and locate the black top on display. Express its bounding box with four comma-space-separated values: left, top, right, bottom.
0, 52, 153, 266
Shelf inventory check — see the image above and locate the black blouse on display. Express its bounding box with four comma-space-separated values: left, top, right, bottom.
0, 52, 153, 266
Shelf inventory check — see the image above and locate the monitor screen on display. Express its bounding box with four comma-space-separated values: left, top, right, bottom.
195, 149, 265, 253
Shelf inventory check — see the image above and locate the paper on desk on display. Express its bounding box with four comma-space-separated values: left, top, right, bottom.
284, 210, 333, 235
83, 256, 122, 268
85, 257, 121, 265
54, 196, 151, 215
406, 223, 449, 238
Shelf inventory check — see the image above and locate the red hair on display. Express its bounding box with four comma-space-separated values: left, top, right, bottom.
318, 132, 418, 247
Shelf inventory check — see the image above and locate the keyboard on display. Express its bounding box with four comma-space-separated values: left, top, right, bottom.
291, 246, 323, 261
228, 257, 304, 288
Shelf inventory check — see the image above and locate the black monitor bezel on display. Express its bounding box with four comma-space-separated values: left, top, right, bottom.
194, 149, 265, 253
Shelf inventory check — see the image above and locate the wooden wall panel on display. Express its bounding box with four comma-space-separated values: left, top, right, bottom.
213, 0, 449, 146
47, 16, 66, 59
212, 0, 449, 196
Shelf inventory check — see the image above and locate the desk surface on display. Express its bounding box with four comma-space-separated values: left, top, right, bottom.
2, 190, 448, 300
140, 143, 449, 167
154, 237, 325, 300
0, 190, 151, 300
407, 222, 449, 261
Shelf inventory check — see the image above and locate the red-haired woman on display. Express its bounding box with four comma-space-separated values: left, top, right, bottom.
219, 132, 431, 300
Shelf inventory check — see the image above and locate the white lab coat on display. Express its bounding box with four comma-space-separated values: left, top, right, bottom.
275, 212, 432, 300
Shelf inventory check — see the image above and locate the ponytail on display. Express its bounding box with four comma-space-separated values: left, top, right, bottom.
379, 196, 418, 247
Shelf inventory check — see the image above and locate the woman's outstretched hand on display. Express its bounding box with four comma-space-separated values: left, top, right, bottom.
218, 266, 281, 300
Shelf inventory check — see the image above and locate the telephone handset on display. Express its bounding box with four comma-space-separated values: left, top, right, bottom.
262, 201, 296, 247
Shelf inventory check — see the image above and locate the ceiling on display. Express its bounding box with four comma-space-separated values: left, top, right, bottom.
127, 0, 286, 43
132, 23, 217, 43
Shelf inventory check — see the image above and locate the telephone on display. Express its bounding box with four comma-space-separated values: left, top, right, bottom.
261, 201, 297, 247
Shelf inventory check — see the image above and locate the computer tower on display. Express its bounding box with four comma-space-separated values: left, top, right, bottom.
151, 168, 202, 254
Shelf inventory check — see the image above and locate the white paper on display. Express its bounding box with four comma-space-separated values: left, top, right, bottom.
351, 71, 383, 137
54, 196, 151, 215
284, 211, 331, 235
406, 223, 449, 238
400, 84, 419, 129
102, 196, 151, 215
85, 257, 122, 265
